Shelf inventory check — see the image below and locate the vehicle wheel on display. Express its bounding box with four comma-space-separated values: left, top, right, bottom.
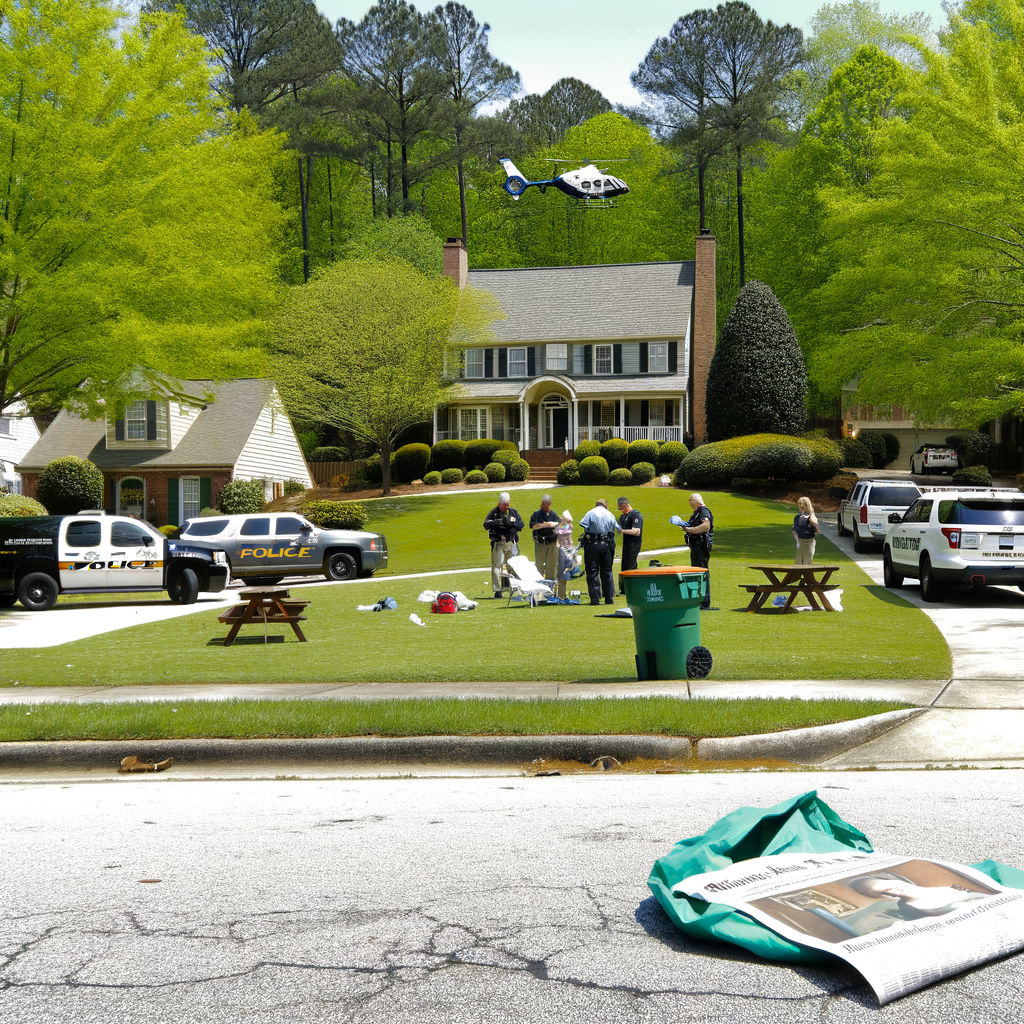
325, 552, 357, 581
168, 567, 199, 605
0, 592, 18, 608
919, 555, 945, 603
883, 549, 904, 589
852, 527, 866, 553
836, 514, 847, 537
685, 645, 713, 680
18, 572, 59, 611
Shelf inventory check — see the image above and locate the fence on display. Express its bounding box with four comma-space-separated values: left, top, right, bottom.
308, 460, 367, 487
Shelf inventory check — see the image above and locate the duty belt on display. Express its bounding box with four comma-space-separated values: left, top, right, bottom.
585, 532, 613, 541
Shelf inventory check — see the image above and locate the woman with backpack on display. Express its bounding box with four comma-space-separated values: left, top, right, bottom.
792, 497, 820, 564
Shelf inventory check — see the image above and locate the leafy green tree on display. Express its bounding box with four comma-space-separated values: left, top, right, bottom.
502, 78, 612, 148
0, 0, 288, 420
705, 280, 807, 441
345, 214, 444, 278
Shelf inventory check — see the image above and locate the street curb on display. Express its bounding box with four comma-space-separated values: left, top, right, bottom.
696, 708, 926, 765
0, 710, 925, 770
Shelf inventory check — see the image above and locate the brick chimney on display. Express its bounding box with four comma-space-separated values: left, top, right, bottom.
442, 237, 467, 289
691, 230, 717, 445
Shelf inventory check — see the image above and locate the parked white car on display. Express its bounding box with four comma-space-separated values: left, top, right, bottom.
910, 445, 959, 475
882, 488, 1024, 601
837, 479, 922, 552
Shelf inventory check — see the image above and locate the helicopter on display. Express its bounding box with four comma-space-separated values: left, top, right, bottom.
499, 157, 629, 204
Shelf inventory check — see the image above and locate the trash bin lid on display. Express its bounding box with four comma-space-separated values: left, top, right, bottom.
620, 567, 707, 576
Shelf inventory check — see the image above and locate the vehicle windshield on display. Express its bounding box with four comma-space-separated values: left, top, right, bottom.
938, 500, 1024, 526
867, 486, 920, 507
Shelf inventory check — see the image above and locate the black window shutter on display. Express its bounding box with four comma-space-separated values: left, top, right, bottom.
666, 400, 674, 426
146, 400, 157, 440
498, 348, 507, 377
200, 478, 212, 509
584, 345, 592, 375
485, 349, 494, 378
527, 347, 536, 376
167, 477, 179, 527
613, 344, 622, 374
114, 402, 124, 441
592, 400, 601, 425
668, 341, 678, 374
639, 343, 648, 373
641, 400, 649, 426
614, 401, 621, 427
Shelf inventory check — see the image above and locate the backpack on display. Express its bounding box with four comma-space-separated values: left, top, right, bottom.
431, 592, 459, 614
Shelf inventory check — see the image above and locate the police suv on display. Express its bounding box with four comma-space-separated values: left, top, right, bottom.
176, 512, 387, 583
0, 514, 229, 611
882, 488, 1024, 601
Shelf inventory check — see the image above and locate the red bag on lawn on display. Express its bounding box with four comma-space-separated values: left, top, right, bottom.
431, 592, 458, 614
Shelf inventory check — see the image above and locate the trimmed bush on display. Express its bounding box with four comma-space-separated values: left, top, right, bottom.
630, 461, 656, 485
440, 467, 464, 484
857, 430, 889, 469
491, 449, 518, 468
159, 524, 179, 537
36, 456, 104, 514
678, 433, 843, 489
839, 436, 873, 469
947, 431, 993, 468
680, 444, 733, 488
574, 440, 601, 463
364, 453, 398, 485
283, 479, 306, 495
609, 467, 633, 486
424, 471, 442, 486
464, 439, 504, 468
465, 469, 488, 484
216, 478, 267, 514
627, 439, 659, 468
507, 459, 530, 482
199, 507, 220, 517
430, 439, 466, 472
0, 493, 47, 516
657, 441, 689, 474
395, 443, 431, 483
557, 459, 580, 485
600, 437, 628, 470
952, 465, 993, 486
673, 464, 687, 488
309, 446, 346, 462
484, 462, 506, 483
805, 437, 844, 481
578, 456, 609, 484
735, 442, 813, 481
300, 500, 368, 530
881, 432, 900, 465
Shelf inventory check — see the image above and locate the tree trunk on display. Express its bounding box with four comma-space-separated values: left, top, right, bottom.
380, 438, 392, 496
697, 158, 706, 233
327, 159, 335, 259
298, 156, 313, 283
456, 125, 468, 243
386, 139, 394, 217
370, 160, 377, 219
736, 144, 745, 287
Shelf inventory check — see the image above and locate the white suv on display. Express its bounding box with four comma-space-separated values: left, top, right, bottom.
883, 488, 1024, 601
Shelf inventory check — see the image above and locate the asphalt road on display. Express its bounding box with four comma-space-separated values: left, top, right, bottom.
4, 772, 1024, 1023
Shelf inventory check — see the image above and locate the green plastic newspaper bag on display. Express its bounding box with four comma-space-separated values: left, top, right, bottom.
648, 790, 1024, 965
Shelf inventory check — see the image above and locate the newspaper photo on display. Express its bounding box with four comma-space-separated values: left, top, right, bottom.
673, 850, 1024, 1004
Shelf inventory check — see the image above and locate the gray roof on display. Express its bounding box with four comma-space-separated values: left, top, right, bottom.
468, 261, 694, 343
18, 379, 274, 472
456, 374, 688, 401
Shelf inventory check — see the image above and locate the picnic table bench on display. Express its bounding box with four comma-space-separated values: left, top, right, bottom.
740, 564, 841, 613
217, 586, 310, 645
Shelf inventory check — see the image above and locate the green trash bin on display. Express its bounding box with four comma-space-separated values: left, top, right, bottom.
621, 567, 712, 680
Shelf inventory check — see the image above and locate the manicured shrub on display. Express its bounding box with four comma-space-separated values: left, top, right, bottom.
574, 440, 600, 462
395, 443, 431, 482
804, 437, 844, 481
309, 446, 347, 462
839, 436, 873, 469
217, 478, 266, 515
630, 461, 656, 484
465, 469, 488, 484
673, 464, 687, 488
159, 524, 179, 537
952, 465, 993, 486
300, 500, 368, 530
464, 439, 503, 468
947, 431, 993, 468
627, 439, 658, 468
657, 441, 689, 474
364, 453, 398, 485
491, 449, 518, 468
609, 467, 633, 486
199, 507, 220, 517
484, 462, 506, 483
680, 444, 733, 488
441, 467, 464, 484
36, 456, 104, 514
735, 442, 813, 481
857, 430, 889, 469
600, 437, 628, 470
424, 471, 442, 486
507, 459, 531, 482
283, 479, 306, 495
0, 493, 47, 516
678, 433, 843, 489
557, 459, 580, 485
430, 439, 466, 472
881, 432, 900, 465
706, 280, 807, 440
578, 456, 609, 484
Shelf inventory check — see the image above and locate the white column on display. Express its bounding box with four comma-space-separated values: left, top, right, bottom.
572, 399, 578, 449
523, 401, 530, 452
518, 400, 525, 453
619, 396, 625, 440
432, 405, 438, 444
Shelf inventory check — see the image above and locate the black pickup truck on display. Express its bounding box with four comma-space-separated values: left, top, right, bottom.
0, 514, 229, 611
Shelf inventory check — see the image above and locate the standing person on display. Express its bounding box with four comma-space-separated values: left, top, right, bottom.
792, 496, 820, 565
579, 497, 621, 605
617, 497, 643, 595
555, 510, 575, 601
672, 492, 715, 611
529, 494, 559, 583
483, 492, 524, 598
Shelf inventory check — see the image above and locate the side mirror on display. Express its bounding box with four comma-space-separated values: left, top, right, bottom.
301, 522, 313, 532
888, 513, 902, 524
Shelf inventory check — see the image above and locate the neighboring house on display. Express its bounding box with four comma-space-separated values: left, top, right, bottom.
842, 379, 955, 461
0, 403, 42, 494
17, 379, 312, 525
438, 235, 717, 451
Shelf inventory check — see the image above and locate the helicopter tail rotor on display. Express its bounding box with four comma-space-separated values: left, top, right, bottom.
499, 157, 528, 199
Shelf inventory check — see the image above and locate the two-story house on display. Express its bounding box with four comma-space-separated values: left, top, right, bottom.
436, 234, 717, 452
17, 378, 312, 525
0, 402, 42, 494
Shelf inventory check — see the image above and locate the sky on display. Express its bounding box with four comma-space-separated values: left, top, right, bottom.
317, 0, 950, 107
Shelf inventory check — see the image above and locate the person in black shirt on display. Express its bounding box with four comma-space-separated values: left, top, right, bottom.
617, 497, 643, 594
483, 492, 524, 597
529, 494, 559, 584
678, 492, 714, 610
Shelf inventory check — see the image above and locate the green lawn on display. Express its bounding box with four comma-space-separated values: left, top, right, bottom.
3, 488, 952, 685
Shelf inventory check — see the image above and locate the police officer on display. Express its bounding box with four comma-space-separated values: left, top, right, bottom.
579, 498, 621, 605
483, 491, 524, 598
529, 494, 559, 583
675, 492, 715, 610
617, 496, 643, 594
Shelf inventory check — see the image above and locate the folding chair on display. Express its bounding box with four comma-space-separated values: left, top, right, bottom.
505, 554, 555, 608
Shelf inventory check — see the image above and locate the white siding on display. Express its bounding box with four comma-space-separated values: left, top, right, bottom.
232, 393, 312, 492
169, 400, 203, 448
1, 405, 41, 492
621, 343, 640, 374
105, 401, 170, 450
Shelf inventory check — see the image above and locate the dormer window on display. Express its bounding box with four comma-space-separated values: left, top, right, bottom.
126, 401, 147, 440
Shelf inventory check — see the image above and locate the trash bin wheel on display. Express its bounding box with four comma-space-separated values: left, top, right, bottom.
686, 646, 713, 679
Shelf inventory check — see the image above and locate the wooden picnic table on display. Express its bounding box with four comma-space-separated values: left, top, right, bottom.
740, 564, 841, 613
217, 586, 310, 645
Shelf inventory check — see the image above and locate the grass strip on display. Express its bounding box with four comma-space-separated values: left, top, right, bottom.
1, 696, 913, 742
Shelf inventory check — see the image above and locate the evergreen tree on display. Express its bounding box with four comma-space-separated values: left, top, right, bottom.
705, 280, 807, 440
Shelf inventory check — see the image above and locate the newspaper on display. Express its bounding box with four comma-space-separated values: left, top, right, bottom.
673, 850, 1024, 1004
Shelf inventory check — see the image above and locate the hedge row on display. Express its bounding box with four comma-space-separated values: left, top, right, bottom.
560, 459, 658, 486
0, 493, 48, 517
573, 438, 688, 475
300, 500, 368, 531
676, 434, 845, 488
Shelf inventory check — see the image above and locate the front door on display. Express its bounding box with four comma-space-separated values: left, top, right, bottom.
107, 519, 163, 588
59, 517, 108, 588
118, 477, 145, 518
552, 408, 569, 450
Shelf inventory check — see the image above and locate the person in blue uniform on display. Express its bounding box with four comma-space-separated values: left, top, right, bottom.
579, 498, 621, 605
